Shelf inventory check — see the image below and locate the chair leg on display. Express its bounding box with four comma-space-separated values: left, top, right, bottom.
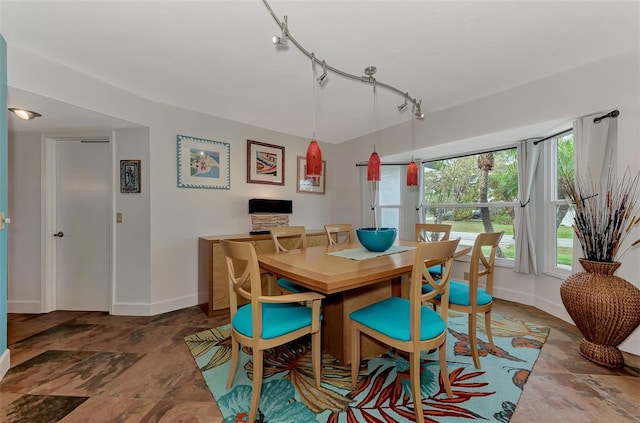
485, 310, 495, 352
409, 352, 424, 423
226, 336, 240, 389
312, 331, 321, 389
351, 326, 361, 387
468, 313, 481, 369
438, 342, 453, 398
249, 349, 263, 423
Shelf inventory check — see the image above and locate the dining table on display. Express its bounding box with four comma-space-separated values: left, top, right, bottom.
257, 240, 471, 363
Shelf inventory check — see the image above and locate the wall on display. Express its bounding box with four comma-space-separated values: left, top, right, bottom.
335, 49, 640, 355
7, 46, 337, 316
7, 132, 41, 311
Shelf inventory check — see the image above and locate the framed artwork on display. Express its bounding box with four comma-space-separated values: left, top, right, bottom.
177, 134, 230, 189
296, 156, 326, 195
246, 140, 285, 185
120, 160, 141, 193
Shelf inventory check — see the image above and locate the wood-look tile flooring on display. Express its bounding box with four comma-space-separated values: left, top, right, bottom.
2, 299, 639, 422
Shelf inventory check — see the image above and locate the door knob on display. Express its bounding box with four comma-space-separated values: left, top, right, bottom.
53, 231, 64, 238
0, 212, 9, 229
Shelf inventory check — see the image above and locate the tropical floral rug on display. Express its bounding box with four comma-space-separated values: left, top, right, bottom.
184, 312, 549, 423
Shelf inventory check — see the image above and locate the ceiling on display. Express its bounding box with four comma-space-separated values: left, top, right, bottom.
2, 1, 638, 143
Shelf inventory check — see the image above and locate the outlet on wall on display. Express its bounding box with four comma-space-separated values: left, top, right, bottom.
116, 213, 123, 223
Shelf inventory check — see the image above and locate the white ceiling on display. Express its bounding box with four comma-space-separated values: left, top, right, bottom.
2, 1, 639, 143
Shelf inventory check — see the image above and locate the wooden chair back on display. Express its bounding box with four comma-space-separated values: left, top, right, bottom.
220, 239, 263, 326
270, 226, 307, 252
468, 231, 504, 296
415, 223, 452, 242
411, 239, 460, 333
324, 223, 356, 245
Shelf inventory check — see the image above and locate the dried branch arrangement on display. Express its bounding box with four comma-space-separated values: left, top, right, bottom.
563, 167, 640, 262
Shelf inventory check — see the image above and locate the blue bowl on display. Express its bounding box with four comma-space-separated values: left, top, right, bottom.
356, 227, 397, 252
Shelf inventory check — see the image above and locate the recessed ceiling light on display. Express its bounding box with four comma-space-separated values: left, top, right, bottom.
8, 108, 42, 120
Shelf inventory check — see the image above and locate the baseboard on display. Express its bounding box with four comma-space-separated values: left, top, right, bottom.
0, 348, 10, 382
492, 287, 535, 306
620, 331, 640, 355
149, 294, 198, 316
112, 294, 198, 316
7, 300, 42, 314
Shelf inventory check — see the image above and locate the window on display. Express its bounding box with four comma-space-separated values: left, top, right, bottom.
422, 148, 518, 260
545, 133, 575, 274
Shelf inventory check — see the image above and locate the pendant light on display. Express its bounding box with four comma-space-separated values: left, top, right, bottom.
366, 66, 381, 182
305, 53, 322, 177
406, 116, 418, 186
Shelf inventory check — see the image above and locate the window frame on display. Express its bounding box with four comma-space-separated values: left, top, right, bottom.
543, 134, 574, 278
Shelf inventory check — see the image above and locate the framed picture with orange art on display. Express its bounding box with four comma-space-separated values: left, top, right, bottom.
296, 156, 326, 195
246, 140, 285, 185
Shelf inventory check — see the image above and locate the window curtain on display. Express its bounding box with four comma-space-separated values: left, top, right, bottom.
514, 139, 541, 274
572, 114, 617, 270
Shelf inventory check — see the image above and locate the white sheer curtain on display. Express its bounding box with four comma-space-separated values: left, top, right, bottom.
514, 139, 541, 274
572, 113, 618, 269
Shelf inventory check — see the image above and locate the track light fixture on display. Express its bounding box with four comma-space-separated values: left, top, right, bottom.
397, 93, 408, 112
413, 100, 424, 119
317, 60, 328, 85
263, 0, 424, 119
271, 15, 288, 45
8, 108, 42, 120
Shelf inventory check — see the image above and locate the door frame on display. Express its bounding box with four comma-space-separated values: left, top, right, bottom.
41, 133, 115, 313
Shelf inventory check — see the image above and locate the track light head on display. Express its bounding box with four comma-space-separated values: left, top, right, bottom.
272, 15, 289, 46
316, 60, 328, 85
397, 102, 407, 112
413, 100, 424, 119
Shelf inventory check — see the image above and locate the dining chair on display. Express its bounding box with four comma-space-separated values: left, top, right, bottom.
269, 226, 307, 294
423, 231, 504, 369
350, 238, 460, 423
221, 239, 324, 423
415, 223, 452, 278
324, 223, 356, 246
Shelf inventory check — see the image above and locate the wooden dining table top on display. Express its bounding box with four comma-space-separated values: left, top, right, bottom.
257, 241, 471, 295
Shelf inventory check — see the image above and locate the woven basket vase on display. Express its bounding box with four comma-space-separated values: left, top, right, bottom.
560, 259, 640, 368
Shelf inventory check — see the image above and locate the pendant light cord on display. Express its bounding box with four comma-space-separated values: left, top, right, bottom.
311, 53, 316, 141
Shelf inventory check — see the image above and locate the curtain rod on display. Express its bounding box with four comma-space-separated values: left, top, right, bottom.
533, 109, 620, 145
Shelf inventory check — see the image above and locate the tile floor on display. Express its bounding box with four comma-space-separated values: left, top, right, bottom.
2, 299, 639, 422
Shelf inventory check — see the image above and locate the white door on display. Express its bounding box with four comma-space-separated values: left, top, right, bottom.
55, 140, 110, 311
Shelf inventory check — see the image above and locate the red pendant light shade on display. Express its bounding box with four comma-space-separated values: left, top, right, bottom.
367, 150, 381, 181
305, 140, 322, 177
406, 160, 418, 186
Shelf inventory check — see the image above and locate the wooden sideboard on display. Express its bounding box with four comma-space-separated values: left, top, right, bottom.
198, 230, 328, 316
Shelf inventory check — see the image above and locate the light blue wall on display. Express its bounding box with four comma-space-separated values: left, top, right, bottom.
1, 34, 9, 356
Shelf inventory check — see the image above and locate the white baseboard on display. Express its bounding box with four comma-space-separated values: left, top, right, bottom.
149, 294, 198, 316
7, 300, 42, 314
493, 287, 535, 306
112, 294, 198, 316
0, 348, 10, 382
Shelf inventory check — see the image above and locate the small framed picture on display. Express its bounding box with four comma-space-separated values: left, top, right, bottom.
177, 134, 230, 189
297, 156, 326, 195
247, 140, 285, 185
120, 160, 141, 193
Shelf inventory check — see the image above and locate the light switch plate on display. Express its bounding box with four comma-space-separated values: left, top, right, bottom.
116, 213, 123, 223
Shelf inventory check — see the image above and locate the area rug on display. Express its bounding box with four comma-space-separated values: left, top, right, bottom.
184, 312, 549, 423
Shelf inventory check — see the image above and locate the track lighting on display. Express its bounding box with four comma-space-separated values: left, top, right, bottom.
413, 100, 424, 119
263, 0, 424, 117
317, 60, 327, 85
272, 15, 288, 45
397, 93, 408, 112
8, 108, 42, 120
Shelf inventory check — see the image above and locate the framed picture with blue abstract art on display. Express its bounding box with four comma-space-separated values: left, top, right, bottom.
246, 140, 285, 186
177, 134, 230, 189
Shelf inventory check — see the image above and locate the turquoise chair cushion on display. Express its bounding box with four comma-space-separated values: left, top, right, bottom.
233, 302, 319, 339
427, 264, 444, 278
422, 280, 493, 306
277, 277, 304, 293
349, 297, 445, 342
